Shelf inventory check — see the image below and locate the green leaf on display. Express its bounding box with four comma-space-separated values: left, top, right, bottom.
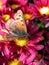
38, 23, 45, 28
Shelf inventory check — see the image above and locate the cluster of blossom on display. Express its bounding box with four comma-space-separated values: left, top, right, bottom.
0, 0, 49, 65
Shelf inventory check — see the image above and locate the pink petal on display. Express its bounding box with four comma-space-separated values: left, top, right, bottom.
0, 30, 6, 36
26, 51, 37, 64
34, 0, 39, 4
1, 0, 7, 4
19, 53, 26, 62
41, 0, 48, 6
28, 37, 42, 44
26, 47, 37, 64
14, 0, 27, 6
35, 45, 44, 50
45, 55, 49, 60
48, 0, 49, 6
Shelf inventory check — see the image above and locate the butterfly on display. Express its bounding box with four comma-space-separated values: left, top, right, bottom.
5, 10, 28, 40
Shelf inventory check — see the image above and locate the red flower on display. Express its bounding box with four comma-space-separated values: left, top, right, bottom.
29, 0, 49, 24
0, 0, 7, 11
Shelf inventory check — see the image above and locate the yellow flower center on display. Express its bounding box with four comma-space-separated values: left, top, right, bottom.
39, 7, 49, 15
0, 1, 2, 9
9, 60, 22, 65
24, 14, 31, 20
11, 4, 20, 9
14, 37, 28, 47
2, 14, 10, 21
0, 35, 4, 40
0, 29, 8, 40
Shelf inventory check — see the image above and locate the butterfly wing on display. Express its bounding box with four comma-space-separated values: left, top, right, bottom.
5, 10, 28, 40
14, 10, 27, 33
